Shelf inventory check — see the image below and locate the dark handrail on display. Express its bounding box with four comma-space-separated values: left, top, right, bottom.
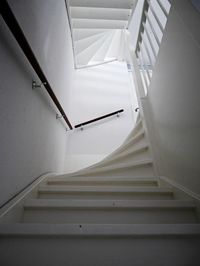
0, 0, 73, 130
75, 109, 124, 128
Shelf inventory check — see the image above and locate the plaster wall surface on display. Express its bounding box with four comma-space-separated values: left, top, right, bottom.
0, 0, 74, 206
65, 61, 136, 173
146, 0, 200, 195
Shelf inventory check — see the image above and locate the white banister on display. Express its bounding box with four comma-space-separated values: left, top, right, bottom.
138, 51, 149, 92
145, 12, 160, 46
129, 0, 171, 95
148, 0, 165, 32
143, 22, 157, 59
157, 0, 168, 18
125, 31, 146, 98
142, 35, 154, 68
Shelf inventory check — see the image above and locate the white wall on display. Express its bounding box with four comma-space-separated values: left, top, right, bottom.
0, 0, 74, 206
144, 0, 200, 195
65, 61, 136, 172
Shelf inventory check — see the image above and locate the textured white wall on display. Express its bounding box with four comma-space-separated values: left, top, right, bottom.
65, 61, 136, 173
144, 0, 200, 195
0, 0, 74, 206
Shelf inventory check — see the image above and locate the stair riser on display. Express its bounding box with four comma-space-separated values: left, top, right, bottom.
78, 165, 155, 178
73, 29, 111, 42
23, 209, 197, 224
97, 148, 151, 168
75, 32, 107, 54
126, 121, 143, 139
1, 237, 200, 266
115, 134, 146, 155
47, 181, 158, 187
38, 192, 173, 200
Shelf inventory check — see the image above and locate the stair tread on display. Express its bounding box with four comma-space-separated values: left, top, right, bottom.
94, 159, 153, 172
55, 159, 153, 179
49, 176, 158, 182
48, 177, 158, 186
75, 160, 153, 174
39, 185, 173, 194
24, 199, 196, 209
126, 129, 145, 143
1, 223, 200, 236
94, 129, 146, 166
102, 144, 150, 164
69, 0, 133, 10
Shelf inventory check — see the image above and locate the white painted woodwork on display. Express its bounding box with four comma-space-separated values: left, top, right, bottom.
69, 0, 135, 9
89, 31, 115, 63
105, 30, 122, 59
74, 31, 108, 54
38, 185, 174, 200
70, 7, 131, 20
1, 2, 200, 264
73, 28, 111, 41
23, 199, 197, 224
68, 0, 136, 66
0, 116, 200, 265
76, 33, 110, 65
72, 18, 127, 29
47, 176, 158, 186
1, 232, 199, 266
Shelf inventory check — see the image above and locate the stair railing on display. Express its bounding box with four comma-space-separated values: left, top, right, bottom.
74, 109, 124, 130
0, 0, 73, 130
134, 0, 171, 95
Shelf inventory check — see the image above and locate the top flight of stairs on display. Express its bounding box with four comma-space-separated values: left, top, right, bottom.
68, 0, 138, 67
0, 117, 200, 266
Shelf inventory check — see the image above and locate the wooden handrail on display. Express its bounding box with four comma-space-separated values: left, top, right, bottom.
0, 0, 73, 130
75, 109, 124, 128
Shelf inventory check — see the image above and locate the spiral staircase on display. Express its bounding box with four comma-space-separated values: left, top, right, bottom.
0, 0, 200, 265
67, 0, 138, 67
1, 115, 200, 265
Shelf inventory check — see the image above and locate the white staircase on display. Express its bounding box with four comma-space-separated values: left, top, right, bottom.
67, 0, 138, 67
0, 117, 200, 265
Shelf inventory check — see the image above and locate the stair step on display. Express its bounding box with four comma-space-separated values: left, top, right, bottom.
106, 130, 146, 160
126, 119, 143, 140
99, 144, 150, 167
74, 31, 107, 54
89, 30, 115, 63
1, 223, 200, 237
23, 199, 197, 224
122, 130, 146, 149
38, 186, 173, 200
47, 177, 159, 186
98, 120, 144, 163
70, 7, 131, 21
115, 144, 149, 158
73, 28, 110, 41
76, 32, 109, 65
72, 18, 127, 29
24, 199, 196, 209
105, 29, 122, 58
1, 224, 200, 266
69, 0, 133, 10
72, 160, 154, 177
